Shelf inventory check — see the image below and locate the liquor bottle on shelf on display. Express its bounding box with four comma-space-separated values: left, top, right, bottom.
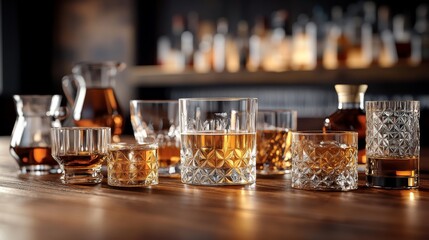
213, 18, 228, 72
377, 6, 398, 67
323, 84, 368, 165
236, 20, 250, 70
414, 4, 429, 63
159, 14, 186, 72
193, 20, 214, 73
290, 14, 317, 70
181, 12, 198, 67
247, 16, 268, 71
323, 6, 350, 69
339, 2, 373, 69
261, 9, 290, 72
393, 14, 412, 61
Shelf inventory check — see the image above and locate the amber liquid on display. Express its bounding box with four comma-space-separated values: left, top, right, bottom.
324, 108, 366, 164
108, 147, 158, 186
158, 145, 181, 168
10, 146, 57, 166
292, 142, 358, 191
54, 152, 107, 169
256, 129, 292, 174
74, 87, 123, 136
181, 132, 256, 185
366, 156, 419, 189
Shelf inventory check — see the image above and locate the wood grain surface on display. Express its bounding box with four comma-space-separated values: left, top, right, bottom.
0, 136, 428, 240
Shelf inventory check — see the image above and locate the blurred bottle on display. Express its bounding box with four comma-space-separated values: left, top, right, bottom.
377, 6, 398, 67
343, 3, 373, 68
158, 14, 186, 72
312, 5, 329, 65
213, 18, 228, 72
247, 16, 268, 71
290, 15, 317, 70
262, 10, 290, 72
236, 20, 250, 70
393, 14, 412, 60
181, 12, 199, 67
324, 84, 368, 165
414, 4, 429, 62
323, 6, 350, 69
193, 20, 214, 73
225, 20, 241, 73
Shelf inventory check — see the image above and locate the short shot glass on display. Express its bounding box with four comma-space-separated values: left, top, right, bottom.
51, 127, 111, 184
107, 141, 159, 187
291, 131, 358, 191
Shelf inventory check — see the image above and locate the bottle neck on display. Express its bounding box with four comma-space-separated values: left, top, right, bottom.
338, 102, 363, 110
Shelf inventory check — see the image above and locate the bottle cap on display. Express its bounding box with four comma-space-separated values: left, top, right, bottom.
335, 84, 368, 103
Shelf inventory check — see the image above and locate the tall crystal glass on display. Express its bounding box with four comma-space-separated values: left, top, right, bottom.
179, 98, 258, 185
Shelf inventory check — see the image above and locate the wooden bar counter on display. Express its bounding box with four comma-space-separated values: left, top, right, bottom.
0, 136, 428, 239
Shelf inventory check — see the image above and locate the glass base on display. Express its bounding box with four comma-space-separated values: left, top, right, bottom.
108, 178, 158, 187
366, 175, 419, 189
20, 165, 62, 175
61, 169, 103, 185
257, 169, 291, 176
181, 166, 256, 186
159, 165, 181, 178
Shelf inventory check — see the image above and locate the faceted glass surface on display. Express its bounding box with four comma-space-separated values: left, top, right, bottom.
179, 98, 257, 186
108, 143, 158, 187
365, 101, 420, 189
180, 132, 256, 185
291, 132, 358, 191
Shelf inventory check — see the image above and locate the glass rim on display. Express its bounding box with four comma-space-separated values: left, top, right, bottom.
365, 100, 420, 110
73, 61, 126, 69
259, 109, 297, 113
130, 99, 178, 104
291, 130, 358, 136
365, 100, 420, 104
108, 142, 158, 150
13, 94, 62, 98
51, 127, 111, 131
178, 97, 257, 102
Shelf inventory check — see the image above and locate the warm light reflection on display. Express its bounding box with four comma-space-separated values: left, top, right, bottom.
231, 189, 257, 239
409, 192, 415, 201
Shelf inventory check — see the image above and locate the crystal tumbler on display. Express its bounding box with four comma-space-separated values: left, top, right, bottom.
365, 100, 420, 189
291, 131, 358, 191
179, 98, 258, 185
107, 142, 159, 187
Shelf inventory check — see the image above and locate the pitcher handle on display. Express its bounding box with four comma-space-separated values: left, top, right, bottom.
62, 74, 86, 120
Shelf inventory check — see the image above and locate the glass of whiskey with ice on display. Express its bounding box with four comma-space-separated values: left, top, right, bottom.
291, 131, 358, 191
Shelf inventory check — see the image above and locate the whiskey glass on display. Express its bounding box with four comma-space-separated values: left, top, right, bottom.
130, 100, 180, 177
365, 100, 420, 189
256, 109, 297, 175
107, 140, 158, 187
179, 98, 258, 185
51, 127, 111, 184
291, 131, 358, 191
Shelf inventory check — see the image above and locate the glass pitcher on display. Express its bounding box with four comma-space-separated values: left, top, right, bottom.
62, 61, 125, 141
10, 95, 66, 175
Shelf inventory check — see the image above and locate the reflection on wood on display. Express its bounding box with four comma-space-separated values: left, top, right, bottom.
0, 137, 429, 239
